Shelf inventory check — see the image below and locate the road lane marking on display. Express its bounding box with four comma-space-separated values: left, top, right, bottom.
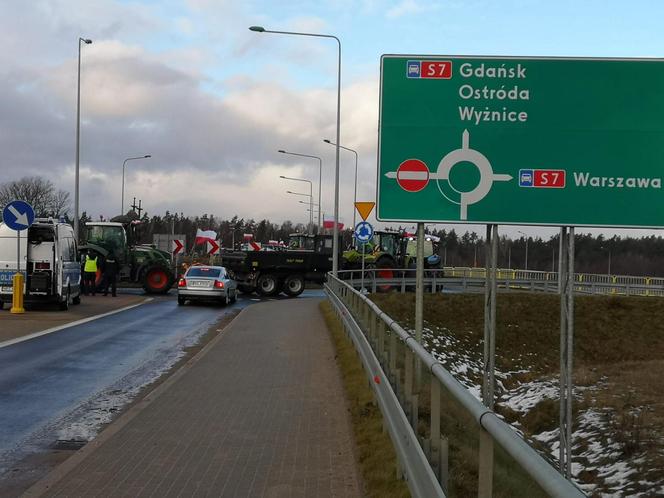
0, 298, 154, 349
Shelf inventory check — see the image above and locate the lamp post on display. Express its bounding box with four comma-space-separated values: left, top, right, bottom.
518, 230, 529, 270
74, 37, 92, 240
121, 155, 151, 215
285, 186, 313, 234
250, 25, 341, 275
323, 138, 358, 231
601, 246, 612, 275
278, 150, 322, 232
282, 176, 313, 234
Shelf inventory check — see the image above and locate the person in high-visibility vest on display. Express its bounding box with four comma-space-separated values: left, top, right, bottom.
83, 251, 98, 296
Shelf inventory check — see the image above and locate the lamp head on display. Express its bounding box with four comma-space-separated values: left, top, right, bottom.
83, 38, 92, 44
249, 26, 266, 32
279, 175, 286, 179
278, 149, 285, 153
144, 154, 151, 158
323, 139, 331, 144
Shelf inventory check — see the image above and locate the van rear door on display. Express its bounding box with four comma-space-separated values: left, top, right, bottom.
0, 223, 28, 292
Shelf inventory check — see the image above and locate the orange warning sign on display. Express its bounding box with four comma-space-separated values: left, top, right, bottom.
354, 202, 375, 221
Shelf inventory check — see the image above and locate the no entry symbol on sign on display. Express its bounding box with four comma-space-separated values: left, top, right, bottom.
396, 159, 429, 192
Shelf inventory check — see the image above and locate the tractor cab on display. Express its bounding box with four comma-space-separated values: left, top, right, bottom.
83, 222, 129, 263
287, 233, 334, 254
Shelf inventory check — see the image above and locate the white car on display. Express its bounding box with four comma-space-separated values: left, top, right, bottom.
177, 265, 237, 306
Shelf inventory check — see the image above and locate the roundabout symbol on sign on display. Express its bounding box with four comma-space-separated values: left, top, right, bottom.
384, 129, 513, 220
354, 221, 374, 244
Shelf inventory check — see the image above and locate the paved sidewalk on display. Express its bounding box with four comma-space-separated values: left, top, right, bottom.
27, 297, 363, 497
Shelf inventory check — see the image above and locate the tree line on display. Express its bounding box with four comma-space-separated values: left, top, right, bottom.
3, 176, 664, 277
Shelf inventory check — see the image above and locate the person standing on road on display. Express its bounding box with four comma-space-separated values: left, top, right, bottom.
83, 251, 98, 296
102, 251, 119, 297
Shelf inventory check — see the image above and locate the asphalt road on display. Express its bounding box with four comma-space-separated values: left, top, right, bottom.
0, 289, 325, 485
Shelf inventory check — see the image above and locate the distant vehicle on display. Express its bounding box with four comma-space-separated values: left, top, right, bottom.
221, 233, 335, 297
81, 216, 175, 294
0, 218, 81, 310
177, 265, 237, 306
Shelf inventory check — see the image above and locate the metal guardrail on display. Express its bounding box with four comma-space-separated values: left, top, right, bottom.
325, 274, 585, 498
340, 267, 664, 297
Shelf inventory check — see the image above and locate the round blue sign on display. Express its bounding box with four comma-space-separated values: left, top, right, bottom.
354, 221, 374, 243
2, 200, 36, 231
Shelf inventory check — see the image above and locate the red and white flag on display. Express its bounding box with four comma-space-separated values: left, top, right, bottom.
195, 229, 217, 245
323, 216, 344, 230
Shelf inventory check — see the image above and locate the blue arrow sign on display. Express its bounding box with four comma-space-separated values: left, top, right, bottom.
2, 200, 35, 231
354, 221, 374, 244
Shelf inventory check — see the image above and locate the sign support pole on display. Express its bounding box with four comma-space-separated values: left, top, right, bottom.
415, 222, 425, 386
559, 226, 575, 477
360, 242, 366, 294
11, 230, 25, 314
482, 224, 497, 408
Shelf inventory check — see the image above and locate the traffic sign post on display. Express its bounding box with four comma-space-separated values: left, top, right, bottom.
354, 221, 374, 294
378, 55, 664, 228
2, 200, 36, 314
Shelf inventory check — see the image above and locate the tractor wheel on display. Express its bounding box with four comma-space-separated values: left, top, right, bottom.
256, 273, 280, 296
238, 284, 255, 295
283, 274, 305, 297
376, 260, 395, 293
143, 267, 173, 294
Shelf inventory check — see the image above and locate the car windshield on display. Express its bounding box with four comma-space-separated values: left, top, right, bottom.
187, 267, 222, 278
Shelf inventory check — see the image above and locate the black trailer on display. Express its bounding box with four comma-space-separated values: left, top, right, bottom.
221, 234, 335, 297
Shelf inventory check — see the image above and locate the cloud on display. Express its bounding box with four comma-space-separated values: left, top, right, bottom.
386, 0, 427, 19
0, 2, 400, 229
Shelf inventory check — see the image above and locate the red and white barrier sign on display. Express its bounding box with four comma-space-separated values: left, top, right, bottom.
207, 240, 220, 255
172, 239, 184, 255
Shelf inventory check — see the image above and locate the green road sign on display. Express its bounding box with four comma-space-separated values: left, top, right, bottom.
377, 55, 664, 228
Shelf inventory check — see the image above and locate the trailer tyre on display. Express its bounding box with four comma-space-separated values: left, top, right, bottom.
256, 273, 279, 296
283, 274, 305, 297
143, 267, 173, 294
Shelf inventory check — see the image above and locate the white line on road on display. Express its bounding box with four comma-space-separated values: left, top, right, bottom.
0, 298, 154, 349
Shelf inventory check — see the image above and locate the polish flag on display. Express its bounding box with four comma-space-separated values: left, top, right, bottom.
323, 216, 344, 230
195, 229, 217, 245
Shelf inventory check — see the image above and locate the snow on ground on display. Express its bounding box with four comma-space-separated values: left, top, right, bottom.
413, 321, 660, 496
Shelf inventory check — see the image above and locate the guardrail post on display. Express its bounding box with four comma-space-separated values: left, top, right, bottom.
429, 375, 448, 492
370, 309, 377, 348
378, 320, 386, 367
478, 426, 494, 498
404, 348, 415, 427
389, 329, 397, 388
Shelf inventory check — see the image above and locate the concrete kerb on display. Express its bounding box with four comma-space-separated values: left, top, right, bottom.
22, 305, 249, 498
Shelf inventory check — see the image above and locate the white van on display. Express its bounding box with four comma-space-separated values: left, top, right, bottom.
0, 218, 82, 310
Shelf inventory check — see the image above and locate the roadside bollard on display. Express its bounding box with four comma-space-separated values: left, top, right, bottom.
10, 272, 25, 314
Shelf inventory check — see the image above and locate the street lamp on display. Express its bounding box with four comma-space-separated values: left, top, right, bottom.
121, 155, 151, 215
74, 37, 92, 240
600, 246, 612, 275
284, 183, 313, 233
323, 139, 358, 231
517, 230, 529, 270
278, 150, 322, 233
250, 25, 342, 275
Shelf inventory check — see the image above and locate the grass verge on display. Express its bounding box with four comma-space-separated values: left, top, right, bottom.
319, 301, 410, 498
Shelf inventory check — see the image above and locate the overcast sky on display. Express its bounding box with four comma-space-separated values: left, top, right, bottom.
2, 0, 664, 239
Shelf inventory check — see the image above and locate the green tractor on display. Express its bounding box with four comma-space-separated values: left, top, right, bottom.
80, 216, 175, 294
342, 230, 442, 282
